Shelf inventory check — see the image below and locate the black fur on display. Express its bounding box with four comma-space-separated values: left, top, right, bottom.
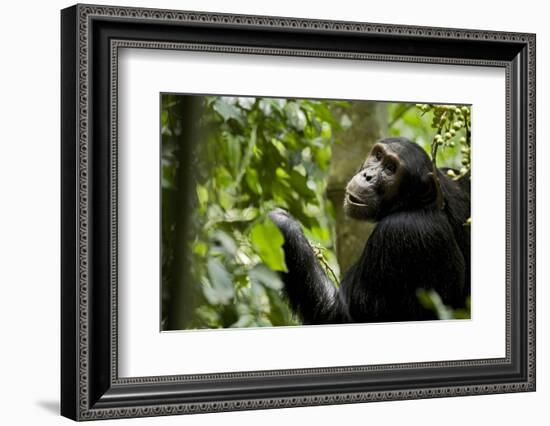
269, 137, 470, 324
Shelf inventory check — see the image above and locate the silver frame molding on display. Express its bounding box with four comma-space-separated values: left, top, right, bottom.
61, 3, 536, 421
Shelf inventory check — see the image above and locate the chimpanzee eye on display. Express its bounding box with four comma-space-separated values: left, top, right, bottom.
385, 163, 397, 174
375, 151, 383, 161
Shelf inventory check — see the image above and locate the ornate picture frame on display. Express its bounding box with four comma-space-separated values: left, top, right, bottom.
61, 4, 536, 421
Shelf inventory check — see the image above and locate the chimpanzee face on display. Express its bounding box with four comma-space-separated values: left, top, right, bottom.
344, 142, 404, 221
344, 138, 438, 221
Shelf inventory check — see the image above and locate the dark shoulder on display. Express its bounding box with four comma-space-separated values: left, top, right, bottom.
373, 208, 451, 240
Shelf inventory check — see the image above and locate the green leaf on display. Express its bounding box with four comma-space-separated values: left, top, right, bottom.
285, 102, 307, 131
314, 145, 332, 170
235, 126, 257, 185
213, 98, 243, 124
218, 189, 235, 210
270, 138, 287, 157
222, 207, 258, 223
250, 220, 288, 272
416, 289, 453, 320
204, 257, 235, 305
245, 168, 262, 195
193, 241, 208, 256
237, 97, 255, 110
265, 287, 297, 326
211, 230, 237, 256
230, 314, 254, 328
225, 134, 242, 177
289, 169, 316, 198
196, 184, 208, 206
275, 167, 290, 180
249, 264, 283, 290
309, 225, 330, 244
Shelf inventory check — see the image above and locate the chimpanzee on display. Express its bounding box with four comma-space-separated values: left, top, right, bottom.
268, 137, 470, 324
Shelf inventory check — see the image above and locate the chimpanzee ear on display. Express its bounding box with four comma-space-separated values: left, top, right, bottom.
420, 172, 445, 209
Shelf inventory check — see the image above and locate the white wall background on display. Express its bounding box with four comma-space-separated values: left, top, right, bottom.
0, 0, 546, 424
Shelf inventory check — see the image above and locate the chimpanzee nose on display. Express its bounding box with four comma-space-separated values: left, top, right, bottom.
362, 171, 373, 181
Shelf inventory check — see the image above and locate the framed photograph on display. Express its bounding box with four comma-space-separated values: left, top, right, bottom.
61, 4, 536, 421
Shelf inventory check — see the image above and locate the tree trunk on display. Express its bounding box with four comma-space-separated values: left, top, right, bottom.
327, 102, 387, 275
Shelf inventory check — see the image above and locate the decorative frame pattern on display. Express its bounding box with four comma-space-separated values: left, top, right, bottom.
61, 3, 536, 421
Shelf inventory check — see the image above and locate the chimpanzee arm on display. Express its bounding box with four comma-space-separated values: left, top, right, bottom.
268, 208, 348, 324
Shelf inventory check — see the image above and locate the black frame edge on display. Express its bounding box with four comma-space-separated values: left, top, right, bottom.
61, 4, 79, 421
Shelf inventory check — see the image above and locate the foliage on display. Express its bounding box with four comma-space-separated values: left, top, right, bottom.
417, 103, 471, 179
388, 103, 471, 172
416, 289, 471, 320
161, 95, 343, 329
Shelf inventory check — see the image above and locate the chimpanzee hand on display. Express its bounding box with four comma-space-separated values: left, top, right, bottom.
268, 208, 316, 256
268, 208, 303, 240
268, 207, 340, 324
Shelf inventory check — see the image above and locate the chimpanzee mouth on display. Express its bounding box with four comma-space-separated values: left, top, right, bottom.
346, 192, 368, 206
